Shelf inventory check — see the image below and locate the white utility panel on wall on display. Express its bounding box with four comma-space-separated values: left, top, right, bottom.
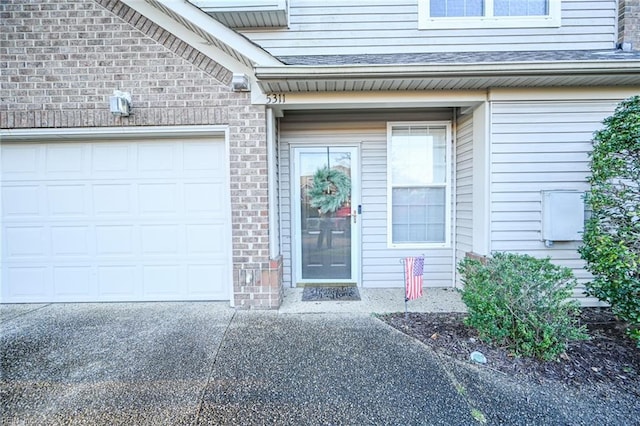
541, 190, 585, 244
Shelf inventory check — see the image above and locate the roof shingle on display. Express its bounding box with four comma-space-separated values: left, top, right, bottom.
278, 49, 640, 66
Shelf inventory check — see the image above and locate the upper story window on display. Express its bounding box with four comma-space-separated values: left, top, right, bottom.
419, 0, 561, 29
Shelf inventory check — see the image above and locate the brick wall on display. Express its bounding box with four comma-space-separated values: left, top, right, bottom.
619, 0, 640, 50
0, 0, 281, 308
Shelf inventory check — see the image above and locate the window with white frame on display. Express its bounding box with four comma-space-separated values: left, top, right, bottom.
387, 123, 451, 247
419, 0, 560, 29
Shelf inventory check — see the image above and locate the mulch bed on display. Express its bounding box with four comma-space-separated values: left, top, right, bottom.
380, 308, 639, 395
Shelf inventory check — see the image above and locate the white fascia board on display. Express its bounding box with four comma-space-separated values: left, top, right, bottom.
264, 90, 488, 111
0, 125, 228, 141
489, 87, 640, 102
120, 0, 253, 76
256, 60, 640, 80
151, 0, 281, 67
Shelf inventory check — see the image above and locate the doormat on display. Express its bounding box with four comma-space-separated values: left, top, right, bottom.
301, 286, 361, 302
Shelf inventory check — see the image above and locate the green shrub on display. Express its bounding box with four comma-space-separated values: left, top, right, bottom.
458, 252, 587, 361
579, 95, 640, 347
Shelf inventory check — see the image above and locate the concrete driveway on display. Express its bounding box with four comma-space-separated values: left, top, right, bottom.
1, 303, 638, 425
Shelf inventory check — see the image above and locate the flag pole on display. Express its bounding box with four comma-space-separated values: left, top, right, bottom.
401, 258, 408, 320
402, 254, 425, 320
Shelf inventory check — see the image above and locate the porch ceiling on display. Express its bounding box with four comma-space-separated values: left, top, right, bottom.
255, 59, 640, 93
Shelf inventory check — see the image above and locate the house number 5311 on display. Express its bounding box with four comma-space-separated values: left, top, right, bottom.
266, 93, 286, 104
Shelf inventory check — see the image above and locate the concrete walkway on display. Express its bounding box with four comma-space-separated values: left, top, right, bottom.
279, 287, 467, 314
1, 301, 638, 425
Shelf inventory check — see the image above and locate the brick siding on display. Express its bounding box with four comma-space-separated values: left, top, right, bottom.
0, 0, 281, 308
619, 0, 640, 50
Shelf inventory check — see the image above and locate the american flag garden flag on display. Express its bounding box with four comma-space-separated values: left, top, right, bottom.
404, 256, 424, 301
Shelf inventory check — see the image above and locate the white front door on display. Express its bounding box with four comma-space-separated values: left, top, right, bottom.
293, 146, 360, 284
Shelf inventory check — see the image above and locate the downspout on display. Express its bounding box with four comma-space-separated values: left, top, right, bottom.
451, 108, 458, 288
276, 116, 284, 258
266, 108, 279, 260
485, 100, 493, 256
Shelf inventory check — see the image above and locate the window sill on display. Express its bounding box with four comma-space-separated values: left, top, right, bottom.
418, 16, 560, 30
388, 242, 450, 250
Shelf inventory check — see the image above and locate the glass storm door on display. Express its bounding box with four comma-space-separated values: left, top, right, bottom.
294, 147, 359, 283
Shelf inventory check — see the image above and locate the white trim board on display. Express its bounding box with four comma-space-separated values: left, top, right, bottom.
0, 125, 229, 142
488, 87, 640, 101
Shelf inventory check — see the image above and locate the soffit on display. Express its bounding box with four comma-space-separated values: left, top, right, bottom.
188, 0, 288, 28
256, 50, 640, 92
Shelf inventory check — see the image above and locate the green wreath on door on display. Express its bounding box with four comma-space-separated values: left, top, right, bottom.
308, 167, 351, 214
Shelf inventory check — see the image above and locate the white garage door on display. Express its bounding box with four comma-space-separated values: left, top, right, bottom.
1, 137, 231, 303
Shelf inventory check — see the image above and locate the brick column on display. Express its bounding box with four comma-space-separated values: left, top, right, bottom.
619, 0, 640, 50
228, 101, 283, 309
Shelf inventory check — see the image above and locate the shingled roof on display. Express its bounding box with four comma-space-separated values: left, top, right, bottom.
278, 49, 640, 66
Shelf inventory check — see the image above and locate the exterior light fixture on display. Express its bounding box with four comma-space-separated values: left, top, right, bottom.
231, 73, 250, 92
109, 90, 131, 117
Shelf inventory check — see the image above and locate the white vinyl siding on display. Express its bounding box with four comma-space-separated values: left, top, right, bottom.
489, 99, 620, 301
455, 112, 474, 283
279, 110, 455, 288
238, 0, 617, 56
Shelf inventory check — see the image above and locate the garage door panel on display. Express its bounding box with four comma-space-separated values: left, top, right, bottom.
92, 144, 131, 173
141, 225, 180, 255
93, 184, 132, 215
5, 267, 49, 301
47, 184, 87, 216
46, 145, 85, 175
143, 265, 181, 296
188, 264, 227, 298
2, 145, 39, 176
138, 144, 176, 173
184, 182, 225, 215
5, 226, 46, 258
138, 183, 178, 215
184, 143, 224, 172
96, 225, 134, 255
53, 266, 94, 298
97, 266, 137, 298
2, 138, 231, 303
51, 226, 89, 256
186, 224, 225, 254
3, 185, 40, 216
